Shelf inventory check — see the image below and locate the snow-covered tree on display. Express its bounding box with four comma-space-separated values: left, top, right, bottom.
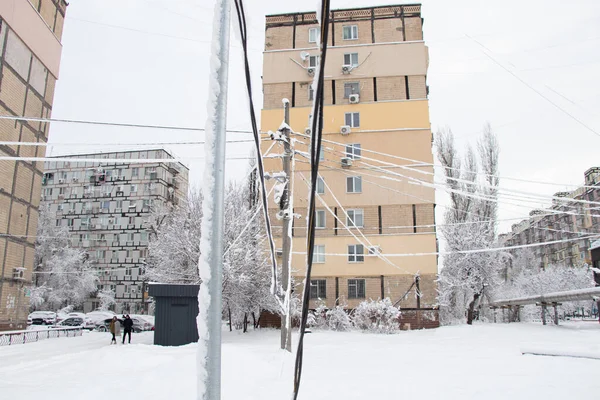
352, 298, 400, 334
32, 206, 99, 310
436, 125, 506, 325
146, 192, 203, 284
146, 175, 278, 331
97, 289, 116, 311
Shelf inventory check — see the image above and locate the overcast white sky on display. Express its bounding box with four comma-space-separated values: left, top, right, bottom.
48, 0, 600, 235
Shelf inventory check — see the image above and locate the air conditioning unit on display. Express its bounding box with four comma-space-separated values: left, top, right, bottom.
368, 245, 382, 255
275, 248, 283, 257
349, 94, 360, 104
304, 127, 312, 135
68, 210, 74, 214
342, 65, 352, 74
72, 177, 79, 182
58, 179, 65, 183
307, 67, 315, 76
340, 125, 351, 135
341, 157, 353, 168
13, 268, 25, 280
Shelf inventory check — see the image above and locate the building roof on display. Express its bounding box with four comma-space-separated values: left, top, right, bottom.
266, 4, 422, 25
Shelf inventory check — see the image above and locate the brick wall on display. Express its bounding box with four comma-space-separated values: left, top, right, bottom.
404, 17, 423, 41
407, 75, 427, 99
373, 17, 404, 42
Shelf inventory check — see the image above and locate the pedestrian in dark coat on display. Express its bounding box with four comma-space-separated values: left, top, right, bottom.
122, 314, 134, 344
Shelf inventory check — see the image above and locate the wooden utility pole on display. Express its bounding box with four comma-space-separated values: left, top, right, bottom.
280, 99, 293, 352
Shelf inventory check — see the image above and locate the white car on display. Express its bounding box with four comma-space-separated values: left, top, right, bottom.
28, 311, 57, 325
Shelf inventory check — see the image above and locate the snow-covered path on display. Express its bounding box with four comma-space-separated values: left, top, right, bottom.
1, 323, 599, 399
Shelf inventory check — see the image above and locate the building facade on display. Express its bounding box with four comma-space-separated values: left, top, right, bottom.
261, 5, 438, 318
499, 167, 600, 270
0, 0, 68, 330
41, 149, 189, 313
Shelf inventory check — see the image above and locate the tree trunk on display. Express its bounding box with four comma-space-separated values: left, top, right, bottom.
228, 307, 232, 332
467, 292, 480, 325
252, 312, 257, 329
243, 313, 248, 333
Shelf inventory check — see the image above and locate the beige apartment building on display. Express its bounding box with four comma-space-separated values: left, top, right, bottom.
499, 167, 600, 271
261, 4, 438, 325
0, 0, 67, 330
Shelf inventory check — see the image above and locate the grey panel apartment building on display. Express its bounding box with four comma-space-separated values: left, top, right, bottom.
41, 149, 188, 313
499, 167, 600, 269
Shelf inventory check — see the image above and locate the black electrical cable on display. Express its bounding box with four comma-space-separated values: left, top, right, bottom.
293, 1, 331, 398
233, 0, 281, 296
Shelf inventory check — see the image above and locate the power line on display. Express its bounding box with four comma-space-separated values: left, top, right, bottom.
0, 155, 254, 163
0, 139, 256, 147
465, 34, 600, 139
0, 115, 253, 133
290, 234, 600, 258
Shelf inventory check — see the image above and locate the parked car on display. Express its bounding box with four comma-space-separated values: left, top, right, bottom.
51, 317, 83, 328
28, 311, 57, 325
96, 317, 147, 333
129, 314, 154, 331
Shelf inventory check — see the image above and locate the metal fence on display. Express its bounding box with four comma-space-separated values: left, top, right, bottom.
0, 327, 82, 346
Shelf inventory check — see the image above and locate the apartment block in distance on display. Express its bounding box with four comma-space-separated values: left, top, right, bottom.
261, 4, 438, 328
499, 167, 600, 270
0, 0, 68, 330
41, 149, 189, 314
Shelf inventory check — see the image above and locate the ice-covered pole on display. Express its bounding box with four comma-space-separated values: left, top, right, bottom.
197, 0, 230, 399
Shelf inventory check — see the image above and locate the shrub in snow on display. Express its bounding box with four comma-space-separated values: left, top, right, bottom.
308, 302, 328, 329
352, 298, 400, 334
326, 306, 352, 331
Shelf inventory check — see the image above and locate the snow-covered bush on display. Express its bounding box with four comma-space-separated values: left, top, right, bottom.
352, 299, 400, 334
307, 302, 328, 329
326, 306, 352, 331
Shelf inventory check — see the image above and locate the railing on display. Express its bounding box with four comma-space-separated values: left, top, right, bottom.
0, 327, 83, 346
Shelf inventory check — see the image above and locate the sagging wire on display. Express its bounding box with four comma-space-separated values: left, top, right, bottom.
293, 1, 331, 398
232, 0, 280, 299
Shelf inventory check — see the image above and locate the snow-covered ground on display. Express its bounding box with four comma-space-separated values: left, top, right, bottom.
1, 322, 599, 399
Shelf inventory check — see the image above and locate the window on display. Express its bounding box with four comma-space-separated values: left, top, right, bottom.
131, 167, 139, 177
343, 53, 359, 67
319, 146, 325, 161
101, 201, 110, 209
344, 112, 360, 127
44, 188, 52, 196
143, 199, 151, 209
125, 268, 132, 276
308, 85, 314, 101
309, 279, 327, 299
343, 82, 360, 98
346, 176, 362, 193
346, 209, 364, 228
116, 200, 123, 209
96, 250, 106, 259
67, 219, 74, 227
55, 219, 61, 227
343, 25, 358, 40
130, 184, 137, 193
345, 143, 361, 159
316, 176, 325, 194
140, 232, 149, 243
313, 245, 325, 263
348, 244, 365, 263
315, 210, 326, 229
348, 279, 366, 298
308, 27, 318, 43
145, 167, 156, 175
309, 55, 319, 68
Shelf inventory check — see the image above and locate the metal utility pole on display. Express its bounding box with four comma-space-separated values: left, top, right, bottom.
280, 100, 293, 352
197, 0, 230, 398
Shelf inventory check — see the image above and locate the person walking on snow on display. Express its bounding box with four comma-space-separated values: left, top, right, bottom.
109, 316, 120, 345
122, 314, 133, 344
